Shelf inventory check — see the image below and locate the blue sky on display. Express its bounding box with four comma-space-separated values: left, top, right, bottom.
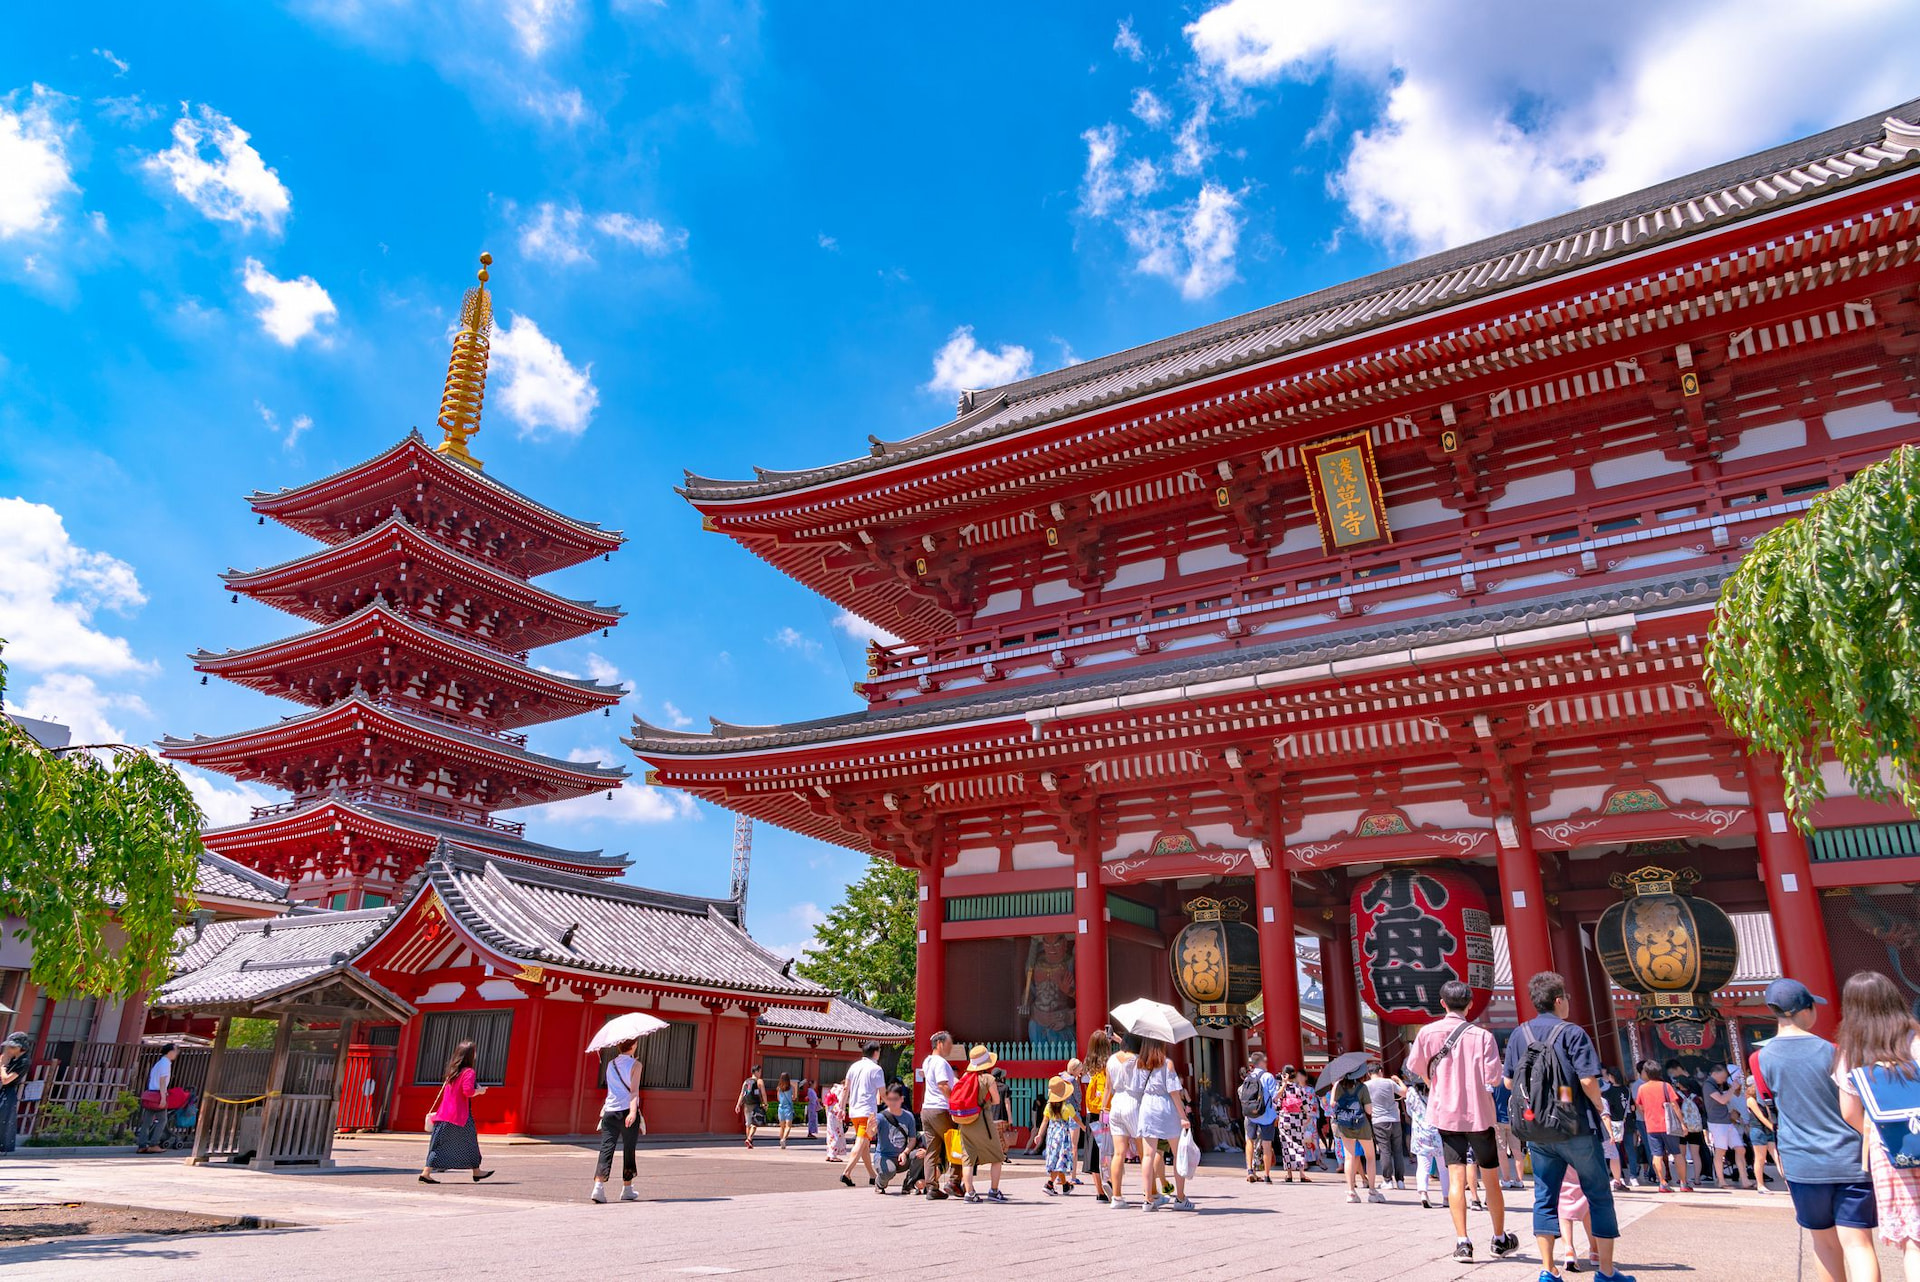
2, 1, 1915, 959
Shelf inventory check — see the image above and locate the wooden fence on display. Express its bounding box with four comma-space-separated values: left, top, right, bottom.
16, 1043, 336, 1145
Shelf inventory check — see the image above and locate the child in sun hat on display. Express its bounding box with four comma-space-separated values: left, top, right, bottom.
1038, 1075, 1083, 1194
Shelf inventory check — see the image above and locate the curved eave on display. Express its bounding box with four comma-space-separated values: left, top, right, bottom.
160, 698, 629, 794
676, 106, 1920, 516
248, 433, 626, 568
197, 797, 628, 875
189, 603, 625, 727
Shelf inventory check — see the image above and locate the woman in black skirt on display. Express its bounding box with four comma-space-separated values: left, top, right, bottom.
420, 1040, 494, 1184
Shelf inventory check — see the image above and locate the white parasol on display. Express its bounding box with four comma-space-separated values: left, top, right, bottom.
585, 1011, 668, 1053
1109, 998, 1198, 1044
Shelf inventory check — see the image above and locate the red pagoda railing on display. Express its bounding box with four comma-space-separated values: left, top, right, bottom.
374, 697, 529, 747
859, 438, 1876, 702
252, 787, 527, 838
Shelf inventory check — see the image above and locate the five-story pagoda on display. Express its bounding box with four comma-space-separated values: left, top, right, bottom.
163, 257, 632, 909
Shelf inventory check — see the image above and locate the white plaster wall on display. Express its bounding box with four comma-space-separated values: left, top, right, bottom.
474, 979, 528, 1001
596, 989, 657, 1009
1291, 808, 1364, 843
1826, 400, 1920, 439
1654, 773, 1746, 806
1591, 450, 1690, 490
1720, 419, 1806, 462
657, 994, 712, 1015
1187, 822, 1242, 849
1033, 578, 1081, 606
1384, 498, 1453, 531
975, 590, 1022, 618
1497, 571, 1575, 593
1401, 799, 1481, 830
1532, 786, 1609, 824
1109, 557, 1167, 590
1012, 840, 1072, 871
1273, 524, 1321, 556
1487, 470, 1578, 510
1608, 548, 1701, 574
1176, 543, 1247, 577
947, 846, 1001, 876
417, 982, 467, 1004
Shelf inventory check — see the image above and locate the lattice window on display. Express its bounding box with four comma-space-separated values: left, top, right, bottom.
641, 1020, 698, 1091
412, 1010, 513, 1086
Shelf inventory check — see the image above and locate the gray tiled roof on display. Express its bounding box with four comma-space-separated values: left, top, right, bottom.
420, 846, 830, 1001
758, 997, 913, 1041
683, 101, 1920, 500
155, 909, 396, 1009
629, 565, 1723, 755
355, 802, 630, 870
194, 850, 290, 906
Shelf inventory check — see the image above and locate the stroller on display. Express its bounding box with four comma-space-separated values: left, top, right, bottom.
161, 1086, 199, 1150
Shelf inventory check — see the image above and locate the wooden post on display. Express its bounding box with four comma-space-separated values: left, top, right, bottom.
190, 1015, 232, 1166
251, 1012, 295, 1171
324, 1019, 358, 1168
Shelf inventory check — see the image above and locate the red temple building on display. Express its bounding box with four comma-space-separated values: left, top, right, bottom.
161, 258, 631, 909
632, 103, 1920, 1097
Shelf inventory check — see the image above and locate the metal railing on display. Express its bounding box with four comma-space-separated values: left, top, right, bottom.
251, 787, 526, 837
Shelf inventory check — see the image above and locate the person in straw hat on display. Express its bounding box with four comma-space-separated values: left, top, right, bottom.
1038, 1073, 1083, 1195
949, 1045, 1008, 1202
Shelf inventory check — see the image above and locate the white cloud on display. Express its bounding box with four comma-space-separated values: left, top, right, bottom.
762, 900, 830, 963
0, 497, 149, 677
1114, 18, 1146, 62
1170, 101, 1215, 176
179, 767, 274, 828
831, 610, 903, 648
93, 48, 130, 76
1130, 88, 1170, 128
146, 105, 291, 235
1125, 182, 1243, 301
527, 747, 694, 825
1124, 157, 1161, 197
0, 86, 79, 241
256, 402, 314, 450
8, 672, 148, 748
770, 626, 821, 659
1184, 0, 1920, 253
584, 652, 626, 689
1079, 124, 1126, 218
661, 700, 692, 728
519, 201, 592, 265
491, 312, 598, 438
594, 212, 688, 256
241, 258, 337, 346
521, 86, 589, 127
817, 232, 839, 252
96, 94, 165, 128
505, 0, 580, 58
925, 326, 1035, 398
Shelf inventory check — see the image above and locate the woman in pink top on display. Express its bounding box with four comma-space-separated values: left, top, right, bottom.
419, 1040, 494, 1184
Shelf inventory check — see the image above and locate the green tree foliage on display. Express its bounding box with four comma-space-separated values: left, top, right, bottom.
0, 650, 206, 997
1707, 445, 1920, 824
794, 856, 917, 1022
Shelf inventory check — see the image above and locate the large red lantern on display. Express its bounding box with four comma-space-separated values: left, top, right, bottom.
1350, 866, 1495, 1025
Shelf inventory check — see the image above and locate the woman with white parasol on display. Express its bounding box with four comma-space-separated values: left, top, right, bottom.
585, 1012, 666, 1204
1108, 999, 1200, 1212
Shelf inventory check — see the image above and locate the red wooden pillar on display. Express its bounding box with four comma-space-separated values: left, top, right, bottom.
1073, 843, 1109, 1059
1322, 911, 1364, 1054
1496, 795, 1555, 1021
1551, 910, 1592, 1027
915, 861, 945, 1051
1252, 829, 1302, 1070
1749, 757, 1841, 1037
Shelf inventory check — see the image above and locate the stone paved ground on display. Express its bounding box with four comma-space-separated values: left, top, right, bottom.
0, 1136, 1896, 1279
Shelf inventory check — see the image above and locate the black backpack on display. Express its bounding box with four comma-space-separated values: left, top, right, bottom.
1238, 1071, 1267, 1115
1509, 1022, 1581, 1144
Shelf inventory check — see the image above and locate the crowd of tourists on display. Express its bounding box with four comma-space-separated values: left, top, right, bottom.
404, 968, 1920, 1281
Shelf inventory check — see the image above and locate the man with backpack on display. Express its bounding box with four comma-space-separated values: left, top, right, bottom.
1239, 1052, 1278, 1183
735, 1064, 766, 1150
1502, 971, 1636, 1282
1408, 979, 1520, 1263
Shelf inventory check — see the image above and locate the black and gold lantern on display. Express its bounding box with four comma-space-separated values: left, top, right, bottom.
1170, 896, 1262, 1028
1594, 865, 1738, 1029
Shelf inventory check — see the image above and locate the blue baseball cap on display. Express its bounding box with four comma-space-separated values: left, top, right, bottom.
1765, 978, 1828, 1014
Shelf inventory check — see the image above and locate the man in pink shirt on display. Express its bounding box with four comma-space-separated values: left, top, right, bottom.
1407, 980, 1518, 1264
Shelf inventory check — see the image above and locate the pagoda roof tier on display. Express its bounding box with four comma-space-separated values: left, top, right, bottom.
223, 514, 624, 650
675, 105, 1920, 640
160, 695, 627, 810
190, 602, 624, 729
248, 431, 624, 577
359, 844, 830, 1005
199, 793, 631, 879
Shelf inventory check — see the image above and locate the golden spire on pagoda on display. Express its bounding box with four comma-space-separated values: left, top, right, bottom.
435, 252, 494, 471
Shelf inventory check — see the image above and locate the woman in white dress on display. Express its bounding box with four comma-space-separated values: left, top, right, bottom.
1104, 1038, 1141, 1208
1134, 1038, 1195, 1212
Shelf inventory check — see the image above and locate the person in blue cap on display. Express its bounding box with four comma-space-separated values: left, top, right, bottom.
1751, 977, 1880, 1282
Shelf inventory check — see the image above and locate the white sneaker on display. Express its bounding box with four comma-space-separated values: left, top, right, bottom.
1143, 1195, 1168, 1212
590, 1184, 607, 1204
1368, 1190, 1388, 1204
1172, 1198, 1197, 1212
619, 1187, 639, 1202
1109, 1196, 1129, 1210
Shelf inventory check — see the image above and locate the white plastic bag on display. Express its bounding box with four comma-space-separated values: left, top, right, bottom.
1174, 1129, 1201, 1179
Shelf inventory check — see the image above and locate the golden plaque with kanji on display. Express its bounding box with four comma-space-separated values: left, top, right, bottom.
1301, 431, 1393, 553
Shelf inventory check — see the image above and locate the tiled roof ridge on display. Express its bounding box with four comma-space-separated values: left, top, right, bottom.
706, 904, 826, 987
628, 565, 1726, 755
434, 844, 734, 916
681, 100, 1920, 499
195, 848, 291, 902
190, 600, 627, 698
247, 430, 625, 544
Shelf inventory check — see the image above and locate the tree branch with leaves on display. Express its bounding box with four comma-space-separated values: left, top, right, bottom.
1706, 444, 1920, 825
793, 856, 917, 1022
0, 648, 206, 998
